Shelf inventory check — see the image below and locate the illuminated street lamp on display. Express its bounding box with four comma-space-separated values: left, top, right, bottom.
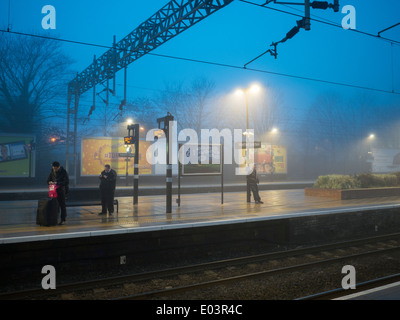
235, 83, 262, 203
366, 133, 376, 172
235, 83, 261, 134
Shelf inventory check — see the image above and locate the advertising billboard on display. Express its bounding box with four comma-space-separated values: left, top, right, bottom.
81, 137, 152, 176
255, 144, 287, 175
0, 135, 35, 178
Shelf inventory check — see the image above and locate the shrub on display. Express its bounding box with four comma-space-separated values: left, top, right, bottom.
313, 175, 359, 190
313, 173, 400, 189
392, 172, 400, 185
356, 173, 398, 188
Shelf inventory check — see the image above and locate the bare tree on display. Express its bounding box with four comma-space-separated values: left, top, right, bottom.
0, 33, 72, 135
154, 78, 218, 133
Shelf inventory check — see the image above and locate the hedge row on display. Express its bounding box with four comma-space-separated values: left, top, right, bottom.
313, 173, 400, 190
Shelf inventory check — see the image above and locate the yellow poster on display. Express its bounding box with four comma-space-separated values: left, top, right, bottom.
255, 144, 287, 175
81, 138, 152, 176
271, 145, 287, 174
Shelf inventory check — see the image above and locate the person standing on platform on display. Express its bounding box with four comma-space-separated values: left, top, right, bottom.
247, 165, 263, 204
47, 161, 70, 225
99, 164, 117, 216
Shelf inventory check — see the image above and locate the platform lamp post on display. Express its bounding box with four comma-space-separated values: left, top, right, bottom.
367, 133, 376, 172
271, 126, 279, 151
125, 120, 140, 205
235, 84, 261, 202
157, 112, 175, 214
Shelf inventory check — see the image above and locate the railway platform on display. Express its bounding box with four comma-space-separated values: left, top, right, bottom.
2, 188, 400, 291
2, 188, 400, 243
338, 281, 400, 300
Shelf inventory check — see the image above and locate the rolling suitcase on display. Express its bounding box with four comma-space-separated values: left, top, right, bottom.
36, 198, 59, 226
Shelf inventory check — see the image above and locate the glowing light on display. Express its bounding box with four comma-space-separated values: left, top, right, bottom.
249, 83, 261, 94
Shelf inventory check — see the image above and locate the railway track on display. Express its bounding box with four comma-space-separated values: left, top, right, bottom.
2, 232, 400, 300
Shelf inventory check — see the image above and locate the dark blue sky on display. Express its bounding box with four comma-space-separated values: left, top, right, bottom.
1, 0, 400, 117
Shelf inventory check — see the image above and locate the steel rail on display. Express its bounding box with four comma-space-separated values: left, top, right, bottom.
117, 245, 400, 300
2, 232, 400, 300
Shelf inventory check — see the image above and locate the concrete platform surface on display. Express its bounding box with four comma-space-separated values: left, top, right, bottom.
1, 189, 400, 243
337, 281, 400, 300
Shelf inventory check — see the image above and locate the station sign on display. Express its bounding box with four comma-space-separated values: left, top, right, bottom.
124, 136, 134, 145
235, 141, 262, 149
118, 153, 134, 158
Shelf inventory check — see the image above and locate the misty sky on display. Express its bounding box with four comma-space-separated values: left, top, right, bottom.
1, 0, 399, 125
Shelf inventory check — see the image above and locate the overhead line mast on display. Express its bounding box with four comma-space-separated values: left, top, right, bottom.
66, 0, 234, 184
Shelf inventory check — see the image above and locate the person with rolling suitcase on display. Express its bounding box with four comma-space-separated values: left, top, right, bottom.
36, 197, 59, 227
46, 161, 69, 225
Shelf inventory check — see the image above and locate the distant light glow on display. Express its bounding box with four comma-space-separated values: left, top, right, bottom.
235, 83, 262, 96
249, 83, 261, 94
235, 89, 244, 96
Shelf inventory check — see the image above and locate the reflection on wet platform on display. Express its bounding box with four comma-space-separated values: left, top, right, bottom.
1, 189, 400, 240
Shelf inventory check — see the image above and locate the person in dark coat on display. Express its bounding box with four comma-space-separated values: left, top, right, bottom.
99, 164, 117, 215
247, 165, 263, 204
47, 161, 69, 225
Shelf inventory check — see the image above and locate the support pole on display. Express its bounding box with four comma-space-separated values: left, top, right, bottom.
177, 155, 181, 207
72, 92, 79, 187
221, 144, 224, 205
157, 113, 174, 214
304, 0, 311, 31
246, 92, 251, 203
133, 124, 139, 205
166, 134, 172, 214
127, 123, 140, 205
113, 35, 116, 96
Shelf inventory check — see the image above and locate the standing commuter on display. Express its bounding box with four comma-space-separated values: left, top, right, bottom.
99, 164, 117, 215
247, 165, 263, 204
47, 161, 70, 225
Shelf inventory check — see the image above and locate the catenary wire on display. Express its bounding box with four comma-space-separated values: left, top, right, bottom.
238, 0, 400, 46
0, 25, 398, 96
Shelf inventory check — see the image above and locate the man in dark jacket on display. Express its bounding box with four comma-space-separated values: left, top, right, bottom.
247, 165, 263, 204
99, 164, 117, 215
47, 161, 69, 225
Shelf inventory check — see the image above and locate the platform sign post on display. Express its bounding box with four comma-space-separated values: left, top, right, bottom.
157, 113, 174, 214
178, 144, 224, 207
126, 123, 140, 205
119, 151, 134, 186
